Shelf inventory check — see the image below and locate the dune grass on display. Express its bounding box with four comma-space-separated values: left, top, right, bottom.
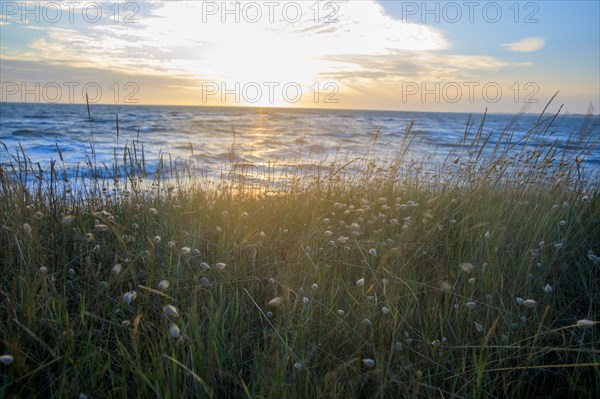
1, 107, 599, 398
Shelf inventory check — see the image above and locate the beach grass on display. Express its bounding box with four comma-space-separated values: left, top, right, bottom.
1, 107, 599, 398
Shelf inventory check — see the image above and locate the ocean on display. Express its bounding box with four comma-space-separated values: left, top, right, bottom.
1, 102, 598, 186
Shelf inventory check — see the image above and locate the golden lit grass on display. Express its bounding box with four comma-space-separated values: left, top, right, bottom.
1, 108, 599, 398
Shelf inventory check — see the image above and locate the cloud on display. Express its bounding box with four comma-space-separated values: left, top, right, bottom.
502, 37, 546, 53
1, 0, 524, 107
5, 1, 450, 82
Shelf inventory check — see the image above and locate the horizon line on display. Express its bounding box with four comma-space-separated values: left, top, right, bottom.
2, 101, 597, 117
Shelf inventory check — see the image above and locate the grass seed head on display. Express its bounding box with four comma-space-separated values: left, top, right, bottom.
111, 263, 122, 276
460, 263, 475, 273
576, 319, 596, 328
169, 323, 181, 339
268, 296, 285, 307
199, 262, 211, 271
0, 355, 14, 366
123, 291, 137, 305
157, 280, 170, 291
362, 358, 375, 368
523, 299, 537, 308
163, 305, 179, 318
62, 215, 76, 225
516, 297, 524, 305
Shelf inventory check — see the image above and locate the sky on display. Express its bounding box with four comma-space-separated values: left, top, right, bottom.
0, 0, 598, 113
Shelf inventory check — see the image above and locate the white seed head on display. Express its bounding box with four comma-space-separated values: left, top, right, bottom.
439, 280, 452, 292
268, 297, 285, 307
266, 311, 273, 319
216, 226, 222, 234
39, 266, 48, 274
465, 301, 476, 309
369, 248, 377, 256
460, 263, 475, 273
576, 319, 596, 329
337, 236, 349, 244
111, 263, 122, 276
148, 208, 158, 215
474, 322, 485, 332
215, 262, 226, 270
154, 235, 161, 243
362, 358, 375, 368
543, 283, 552, 294
157, 280, 170, 291
362, 318, 371, 327
169, 323, 181, 339
294, 362, 303, 370
62, 215, 76, 225
94, 224, 109, 232
523, 299, 537, 308
303, 297, 309, 304
381, 306, 391, 315
338, 309, 345, 317
123, 291, 137, 305
0, 355, 14, 366
468, 277, 476, 284
180, 247, 191, 255
23, 223, 32, 235
311, 283, 318, 290
163, 305, 179, 318
516, 297, 524, 305
484, 231, 490, 240
554, 242, 563, 249
356, 278, 365, 287
199, 262, 211, 271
